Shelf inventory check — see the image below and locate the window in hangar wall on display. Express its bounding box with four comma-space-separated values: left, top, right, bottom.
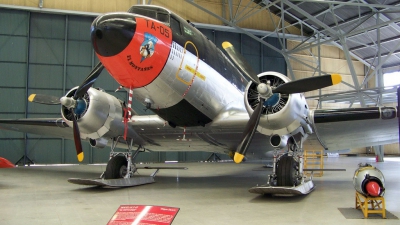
383, 71, 400, 88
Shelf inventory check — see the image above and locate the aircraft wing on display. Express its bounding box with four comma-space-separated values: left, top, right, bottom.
0, 114, 272, 159
0, 118, 73, 139
307, 107, 398, 151
1, 106, 397, 158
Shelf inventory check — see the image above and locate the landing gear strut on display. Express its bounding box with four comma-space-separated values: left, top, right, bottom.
68, 136, 188, 187
102, 137, 142, 179
249, 135, 315, 195
68, 136, 154, 187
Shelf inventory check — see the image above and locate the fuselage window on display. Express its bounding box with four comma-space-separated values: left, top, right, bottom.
170, 17, 182, 35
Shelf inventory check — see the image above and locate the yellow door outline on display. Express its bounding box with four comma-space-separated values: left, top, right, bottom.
175, 41, 199, 86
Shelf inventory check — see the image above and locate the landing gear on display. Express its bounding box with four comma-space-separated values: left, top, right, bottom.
104, 155, 128, 179
102, 138, 141, 179
68, 136, 188, 187
249, 135, 315, 195
68, 137, 154, 187
276, 155, 300, 186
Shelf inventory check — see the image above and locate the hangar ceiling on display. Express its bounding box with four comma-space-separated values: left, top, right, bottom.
185, 0, 400, 107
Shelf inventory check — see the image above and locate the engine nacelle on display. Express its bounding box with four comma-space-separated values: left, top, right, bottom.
244, 72, 311, 137
353, 163, 385, 197
61, 87, 126, 140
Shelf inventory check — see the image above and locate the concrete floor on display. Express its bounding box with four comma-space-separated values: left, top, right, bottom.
0, 155, 399, 225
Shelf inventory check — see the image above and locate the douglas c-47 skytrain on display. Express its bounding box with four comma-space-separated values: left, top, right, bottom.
0, 5, 398, 195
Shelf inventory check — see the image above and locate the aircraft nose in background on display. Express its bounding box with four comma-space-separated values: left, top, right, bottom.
91, 13, 137, 57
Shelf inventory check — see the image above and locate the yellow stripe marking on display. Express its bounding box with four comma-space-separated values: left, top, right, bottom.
185, 65, 206, 81
331, 74, 342, 85
222, 41, 232, 49
234, 153, 244, 164
28, 94, 36, 102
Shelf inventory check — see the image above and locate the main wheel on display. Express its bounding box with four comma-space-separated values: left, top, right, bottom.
276, 155, 298, 186
104, 155, 128, 179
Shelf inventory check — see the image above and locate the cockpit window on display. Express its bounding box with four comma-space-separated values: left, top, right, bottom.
157, 13, 169, 23
130, 7, 156, 19
129, 7, 170, 24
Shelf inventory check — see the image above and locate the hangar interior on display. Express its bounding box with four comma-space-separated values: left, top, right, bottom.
0, 1, 287, 164
0, 1, 400, 225
0, 0, 399, 165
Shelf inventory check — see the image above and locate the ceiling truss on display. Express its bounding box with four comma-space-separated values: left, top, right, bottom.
185, 0, 400, 107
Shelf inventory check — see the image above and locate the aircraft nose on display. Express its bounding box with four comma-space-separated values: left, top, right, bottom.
91, 13, 136, 57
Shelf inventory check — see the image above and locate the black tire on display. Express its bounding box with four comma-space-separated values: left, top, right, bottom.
276, 155, 298, 186
104, 155, 128, 179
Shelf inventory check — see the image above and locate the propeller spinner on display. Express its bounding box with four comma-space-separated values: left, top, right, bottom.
222, 41, 342, 163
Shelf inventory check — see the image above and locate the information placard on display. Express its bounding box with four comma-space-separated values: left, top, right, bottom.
108, 205, 180, 225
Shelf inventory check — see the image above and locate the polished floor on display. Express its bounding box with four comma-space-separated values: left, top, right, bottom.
1, 155, 399, 225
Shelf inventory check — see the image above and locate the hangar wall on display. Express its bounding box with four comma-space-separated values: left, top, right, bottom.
290, 41, 399, 155
0, 6, 286, 164
0, 1, 396, 160
0, 0, 301, 35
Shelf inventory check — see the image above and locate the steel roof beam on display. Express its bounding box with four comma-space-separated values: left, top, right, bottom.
349, 36, 400, 51
289, 0, 400, 10
364, 50, 400, 61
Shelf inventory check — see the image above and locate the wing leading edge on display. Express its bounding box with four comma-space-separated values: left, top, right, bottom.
0, 118, 73, 139
308, 107, 398, 151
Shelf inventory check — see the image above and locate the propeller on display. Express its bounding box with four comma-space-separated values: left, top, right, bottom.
28, 62, 104, 162
28, 94, 60, 105
63, 62, 104, 162
398, 86, 400, 148
222, 41, 342, 163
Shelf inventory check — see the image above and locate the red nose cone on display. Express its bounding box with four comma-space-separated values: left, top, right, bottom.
93, 14, 172, 88
366, 181, 381, 197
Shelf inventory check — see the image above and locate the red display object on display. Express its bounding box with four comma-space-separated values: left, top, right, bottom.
108, 205, 180, 225
366, 181, 381, 197
0, 157, 15, 168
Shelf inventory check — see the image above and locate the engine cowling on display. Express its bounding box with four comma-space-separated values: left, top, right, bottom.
61, 87, 126, 140
244, 72, 312, 146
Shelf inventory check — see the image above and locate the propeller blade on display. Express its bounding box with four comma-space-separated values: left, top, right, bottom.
71, 113, 84, 162
273, 74, 342, 94
28, 94, 60, 105
234, 98, 265, 164
222, 41, 260, 84
397, 86, 400, 146
74, 62, 104, 99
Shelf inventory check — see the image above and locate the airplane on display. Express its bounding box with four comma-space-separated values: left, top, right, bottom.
0, 4, 398, 194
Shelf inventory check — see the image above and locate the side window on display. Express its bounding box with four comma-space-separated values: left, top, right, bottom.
170, 17, 182, 35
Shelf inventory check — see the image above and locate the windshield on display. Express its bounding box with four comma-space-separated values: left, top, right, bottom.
128, 6, 170, 24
